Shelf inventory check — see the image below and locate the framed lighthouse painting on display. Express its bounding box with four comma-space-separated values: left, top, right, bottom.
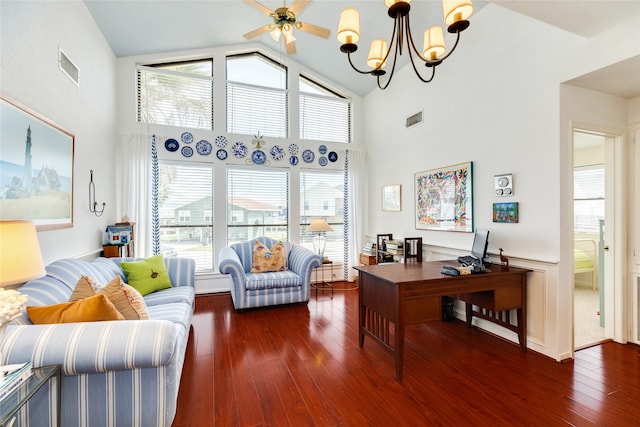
1, 96, 74, 230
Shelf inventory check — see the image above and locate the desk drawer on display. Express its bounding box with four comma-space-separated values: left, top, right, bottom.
457, 287, 522, 311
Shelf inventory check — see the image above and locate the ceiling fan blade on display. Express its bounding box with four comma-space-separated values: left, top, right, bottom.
242, 0, 274, 16
297, 22, 331, 39
288, 0, 310, 17
243, 25, 272, 40
285, 40, 297, 55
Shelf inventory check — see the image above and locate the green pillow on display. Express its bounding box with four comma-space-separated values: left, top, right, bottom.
120, 254, 172, 296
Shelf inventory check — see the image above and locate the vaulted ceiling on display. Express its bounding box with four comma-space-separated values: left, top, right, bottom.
85, 0, 640, 97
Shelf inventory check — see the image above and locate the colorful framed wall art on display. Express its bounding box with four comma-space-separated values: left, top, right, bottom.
493, 202, 519, 223
415, 161, 473, 232
0, 96, 75, 230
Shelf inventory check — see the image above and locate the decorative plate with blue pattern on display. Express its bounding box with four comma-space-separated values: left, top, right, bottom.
181, 146, 194, 157
288, 143, 299, 155
216, 149, 228, 160
270, 145, 285, 161
196, 140, 212, 156
232, 141, 248, 158
319, 156, 328, 166
328, 151, 338, 162
181, 132, 193, 144
318, 144, 327, 155
289, 156, 299, 166
302, 149, 315, 163
251, 150, 267, 165
215, 135, 228, 148
164, 138, 179, 152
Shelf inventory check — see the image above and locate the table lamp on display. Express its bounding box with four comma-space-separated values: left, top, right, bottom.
0, 220, 46, 286
305, 219, 333, 259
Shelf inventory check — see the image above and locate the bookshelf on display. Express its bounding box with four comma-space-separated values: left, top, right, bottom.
375, 234, 423, 263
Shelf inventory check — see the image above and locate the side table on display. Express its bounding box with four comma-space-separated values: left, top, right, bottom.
313, 259, 334, 297
0, 364, 61, 426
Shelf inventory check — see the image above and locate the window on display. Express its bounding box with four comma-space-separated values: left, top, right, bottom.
137, 59, 213, 130
158, 163, 214, 271
227, 168, 288, 244
574, 166, 604, 233
299, 75, 351, 143
227, 53, 287, 138
300, 170, 345, 261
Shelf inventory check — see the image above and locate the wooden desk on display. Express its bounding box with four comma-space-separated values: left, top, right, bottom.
353, 261, 530, 381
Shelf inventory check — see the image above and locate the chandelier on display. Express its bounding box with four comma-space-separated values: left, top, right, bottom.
337, 0, 473, 90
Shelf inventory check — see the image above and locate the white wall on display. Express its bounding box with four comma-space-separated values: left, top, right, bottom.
1, 0, 118, 264
363, 4, 640, 361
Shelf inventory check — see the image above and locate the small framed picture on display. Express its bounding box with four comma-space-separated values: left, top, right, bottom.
493, 202, 519, 223
382, 184, 401, 212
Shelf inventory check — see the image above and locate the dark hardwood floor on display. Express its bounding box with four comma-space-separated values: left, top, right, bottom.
173, 285, 640, 426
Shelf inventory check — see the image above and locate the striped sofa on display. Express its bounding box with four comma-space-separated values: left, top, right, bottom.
1, 256, 195, 427
218, 237, 322, 309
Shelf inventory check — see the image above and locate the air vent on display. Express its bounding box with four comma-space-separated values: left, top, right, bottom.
405, 110, 423, 128
58, 48, 79, 86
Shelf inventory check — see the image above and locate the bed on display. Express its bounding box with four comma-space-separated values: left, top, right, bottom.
574, 238, 597, 290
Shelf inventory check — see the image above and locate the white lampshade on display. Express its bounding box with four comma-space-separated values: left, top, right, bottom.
385, 0, 411, 8
270, 28, 282, 42
423, 26, 446, 60
282, 23, 296, 44
443, 0, 473, 26
367, 39, 388, 69
337, 8, 360, 45
0, 220, 45, 286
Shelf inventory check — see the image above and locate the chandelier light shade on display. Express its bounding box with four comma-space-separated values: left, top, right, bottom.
337, 0, 473, 90
305, 219, 333, 259
0, 220, 45, 286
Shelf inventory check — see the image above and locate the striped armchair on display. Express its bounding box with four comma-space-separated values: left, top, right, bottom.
1, 256, 195, 427
218, 237, 322, 310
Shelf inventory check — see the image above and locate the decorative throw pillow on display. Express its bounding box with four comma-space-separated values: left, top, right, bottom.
120, 255, 172, 296
27, 294, 125, 324
250, 240, 288, 273
70, 275, 149, 320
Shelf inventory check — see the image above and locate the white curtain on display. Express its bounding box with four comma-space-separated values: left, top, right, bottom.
346, 149, 367, 282
117, 133, 152, 257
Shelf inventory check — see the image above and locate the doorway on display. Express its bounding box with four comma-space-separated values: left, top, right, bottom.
573, 130, 612, 349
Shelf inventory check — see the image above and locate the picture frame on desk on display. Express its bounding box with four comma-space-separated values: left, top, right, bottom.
0, 96, 74, 230
414, 161, 473, 232
382, 184, 401, 212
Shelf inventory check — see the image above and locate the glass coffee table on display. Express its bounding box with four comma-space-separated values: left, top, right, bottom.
0, 364, 61, 426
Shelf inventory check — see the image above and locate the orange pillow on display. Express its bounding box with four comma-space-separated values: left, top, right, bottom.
250, 240, 287, 273
70, 275, 149, 320
27, 294, 125, 324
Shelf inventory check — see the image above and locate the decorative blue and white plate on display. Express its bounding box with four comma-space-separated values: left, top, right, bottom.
181, 132, 193, 144
318, 144, 327, 155
232, 141, 248, 158
164, 138, 179, 152
181, 146, 194, 157
196, 140, 212, 156
302, 149, 315, 163
216, 149, 228, 160
270, 145, 285, 161
251, 150, 267, 165
319, 156, 328, 166
328, 151, 338, 162
288, 143, 299, 155
289, 156, 299, 166
215, 135, 228, 148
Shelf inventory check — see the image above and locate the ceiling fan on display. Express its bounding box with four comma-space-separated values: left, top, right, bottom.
242, 0, 331, 55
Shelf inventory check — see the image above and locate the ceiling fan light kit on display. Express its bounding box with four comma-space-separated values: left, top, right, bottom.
337, 0, 473, 90
243, 0, 331, 55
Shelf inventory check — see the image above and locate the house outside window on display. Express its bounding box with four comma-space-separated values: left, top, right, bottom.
178, 210, 191, 223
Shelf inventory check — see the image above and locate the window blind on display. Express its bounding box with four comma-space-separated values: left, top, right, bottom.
137, 63, 213, 130
158, 163, 214, 271
227, 168, 289, 244
300, 170, 345, 261
226, 81, 288, 138
299, 76, 351, 143
574, 166, 604, 233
